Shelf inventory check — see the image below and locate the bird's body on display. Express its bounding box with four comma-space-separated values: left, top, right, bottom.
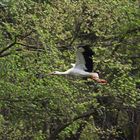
50, 45, 107, 84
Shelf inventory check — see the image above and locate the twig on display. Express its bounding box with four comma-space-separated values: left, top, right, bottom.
49, 109, 95, 140
0, 36, 17, 55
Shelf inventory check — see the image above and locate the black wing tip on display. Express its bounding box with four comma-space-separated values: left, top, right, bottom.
77, 44, 90, 49
77, 44, 94, 55
77, 44, 94, 72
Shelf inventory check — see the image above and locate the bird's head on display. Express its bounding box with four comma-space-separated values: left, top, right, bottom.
48, 71, 61, 75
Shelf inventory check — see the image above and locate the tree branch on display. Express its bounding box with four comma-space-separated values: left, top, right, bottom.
17, 42, 45, 52
0, 41, 44, 57
17, 30, 35, 40
0, 36, 17, 55
48, 109, 96, 140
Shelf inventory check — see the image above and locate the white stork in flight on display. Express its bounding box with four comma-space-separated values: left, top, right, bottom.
50, 45, 107, 84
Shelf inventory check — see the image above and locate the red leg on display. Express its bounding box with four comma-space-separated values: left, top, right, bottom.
97, 79, 107, 84
90, 76, 107, 84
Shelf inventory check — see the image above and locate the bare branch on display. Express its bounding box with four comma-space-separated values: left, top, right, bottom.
17, 30, 35, 40
0, 39, 44, 58
16, 42, 38, 49
48, 109, 95, 140
0, 36, 17, 55
0, 52, 11, 57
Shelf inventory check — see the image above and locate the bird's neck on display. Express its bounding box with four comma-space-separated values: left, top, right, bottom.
55, 71, 68, 75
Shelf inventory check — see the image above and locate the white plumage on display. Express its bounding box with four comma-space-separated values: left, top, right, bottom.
50, 45, 107, 84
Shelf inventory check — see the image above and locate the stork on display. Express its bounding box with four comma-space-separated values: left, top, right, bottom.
49, 45, 107, 84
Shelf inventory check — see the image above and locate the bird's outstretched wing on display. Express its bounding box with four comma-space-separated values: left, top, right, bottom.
74, 45, 94, 72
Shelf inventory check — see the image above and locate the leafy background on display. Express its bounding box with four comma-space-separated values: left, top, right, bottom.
0, 0, 140, 140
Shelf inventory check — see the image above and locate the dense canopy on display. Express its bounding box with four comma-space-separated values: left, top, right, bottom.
0, 0, 140, 140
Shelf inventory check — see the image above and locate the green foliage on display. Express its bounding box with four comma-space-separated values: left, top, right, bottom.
0, 0, 140, 139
